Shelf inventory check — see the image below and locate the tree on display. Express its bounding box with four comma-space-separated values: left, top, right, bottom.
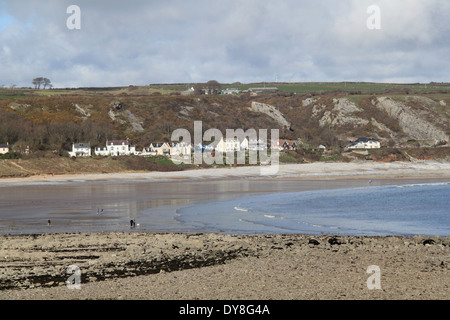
194, 80, 222, 95
32, 77, 52, 89
205, 80, 221, 95
32, 77, 43, 89
43, 78, 52, 89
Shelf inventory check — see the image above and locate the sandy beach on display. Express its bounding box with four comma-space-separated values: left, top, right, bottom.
2, 160, 450, 185
0, 161, 449, 301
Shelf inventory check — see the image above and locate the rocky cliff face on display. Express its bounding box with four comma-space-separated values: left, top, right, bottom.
312, 98, 369, 128
374, 96, 449, 144
249, 101, 291, 130
302, 95, 449, 147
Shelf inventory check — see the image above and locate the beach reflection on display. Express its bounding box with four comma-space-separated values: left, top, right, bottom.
1, 176, 445, 234
0, 179, 258, 234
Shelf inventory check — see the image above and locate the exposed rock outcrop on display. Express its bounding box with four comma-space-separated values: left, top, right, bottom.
375, 97, 449, 143
313, 98, 369, 128
249, 101, 291, 130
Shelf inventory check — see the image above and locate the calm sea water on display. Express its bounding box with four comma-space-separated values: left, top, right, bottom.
173, 182, 450, 236
1, 178, 448, 236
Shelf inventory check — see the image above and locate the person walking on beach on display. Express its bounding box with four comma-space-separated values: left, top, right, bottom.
47, 219, 51, 226
130, 219, 134, 229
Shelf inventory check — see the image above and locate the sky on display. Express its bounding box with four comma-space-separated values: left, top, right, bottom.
0, 0, 449, 88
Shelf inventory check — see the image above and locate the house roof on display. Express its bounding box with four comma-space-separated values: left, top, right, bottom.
107, 139, 129, 146
74, 143, 90, 148
279, 139, 296, 144
151, 142, 167, 147
355, 137, 379, 143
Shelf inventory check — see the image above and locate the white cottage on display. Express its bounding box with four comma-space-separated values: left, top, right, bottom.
95, 139, 136, 156
215, 137, 249, 153
348, 138, 381, 150
68, 143, 91, 157
169, 142, 192, 157
0, 143, 9, 155
248, 138, 267, 151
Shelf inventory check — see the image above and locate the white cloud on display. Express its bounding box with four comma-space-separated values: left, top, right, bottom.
0, 0, 448, 87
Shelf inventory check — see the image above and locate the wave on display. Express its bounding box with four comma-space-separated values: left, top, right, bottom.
396, 182, 449, 188
234, 206, 249, 212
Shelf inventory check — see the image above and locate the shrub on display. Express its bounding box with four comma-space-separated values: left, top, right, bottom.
0, 152, 20, 159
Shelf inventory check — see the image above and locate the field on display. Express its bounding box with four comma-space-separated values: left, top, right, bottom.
218, 82, 450, 95
2, 81, 450, 100
0, 89, 31, 99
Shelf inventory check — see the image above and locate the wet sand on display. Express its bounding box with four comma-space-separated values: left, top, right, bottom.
1, 161, 450, 235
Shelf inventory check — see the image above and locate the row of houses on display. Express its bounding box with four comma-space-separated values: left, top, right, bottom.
68, 138, 313, 158
68, 139, 193, 158
3, 136, 381, 159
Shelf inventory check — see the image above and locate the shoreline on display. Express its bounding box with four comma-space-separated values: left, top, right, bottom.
2, 160, 450, 186
1, 160, 449, 237
0, 232, 448, 300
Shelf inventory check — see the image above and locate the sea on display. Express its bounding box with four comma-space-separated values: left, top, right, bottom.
1, 179, 449, 236
153, 181, 450, 236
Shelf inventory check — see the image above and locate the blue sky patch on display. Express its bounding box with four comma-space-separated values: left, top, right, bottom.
0, 4, 15, 32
